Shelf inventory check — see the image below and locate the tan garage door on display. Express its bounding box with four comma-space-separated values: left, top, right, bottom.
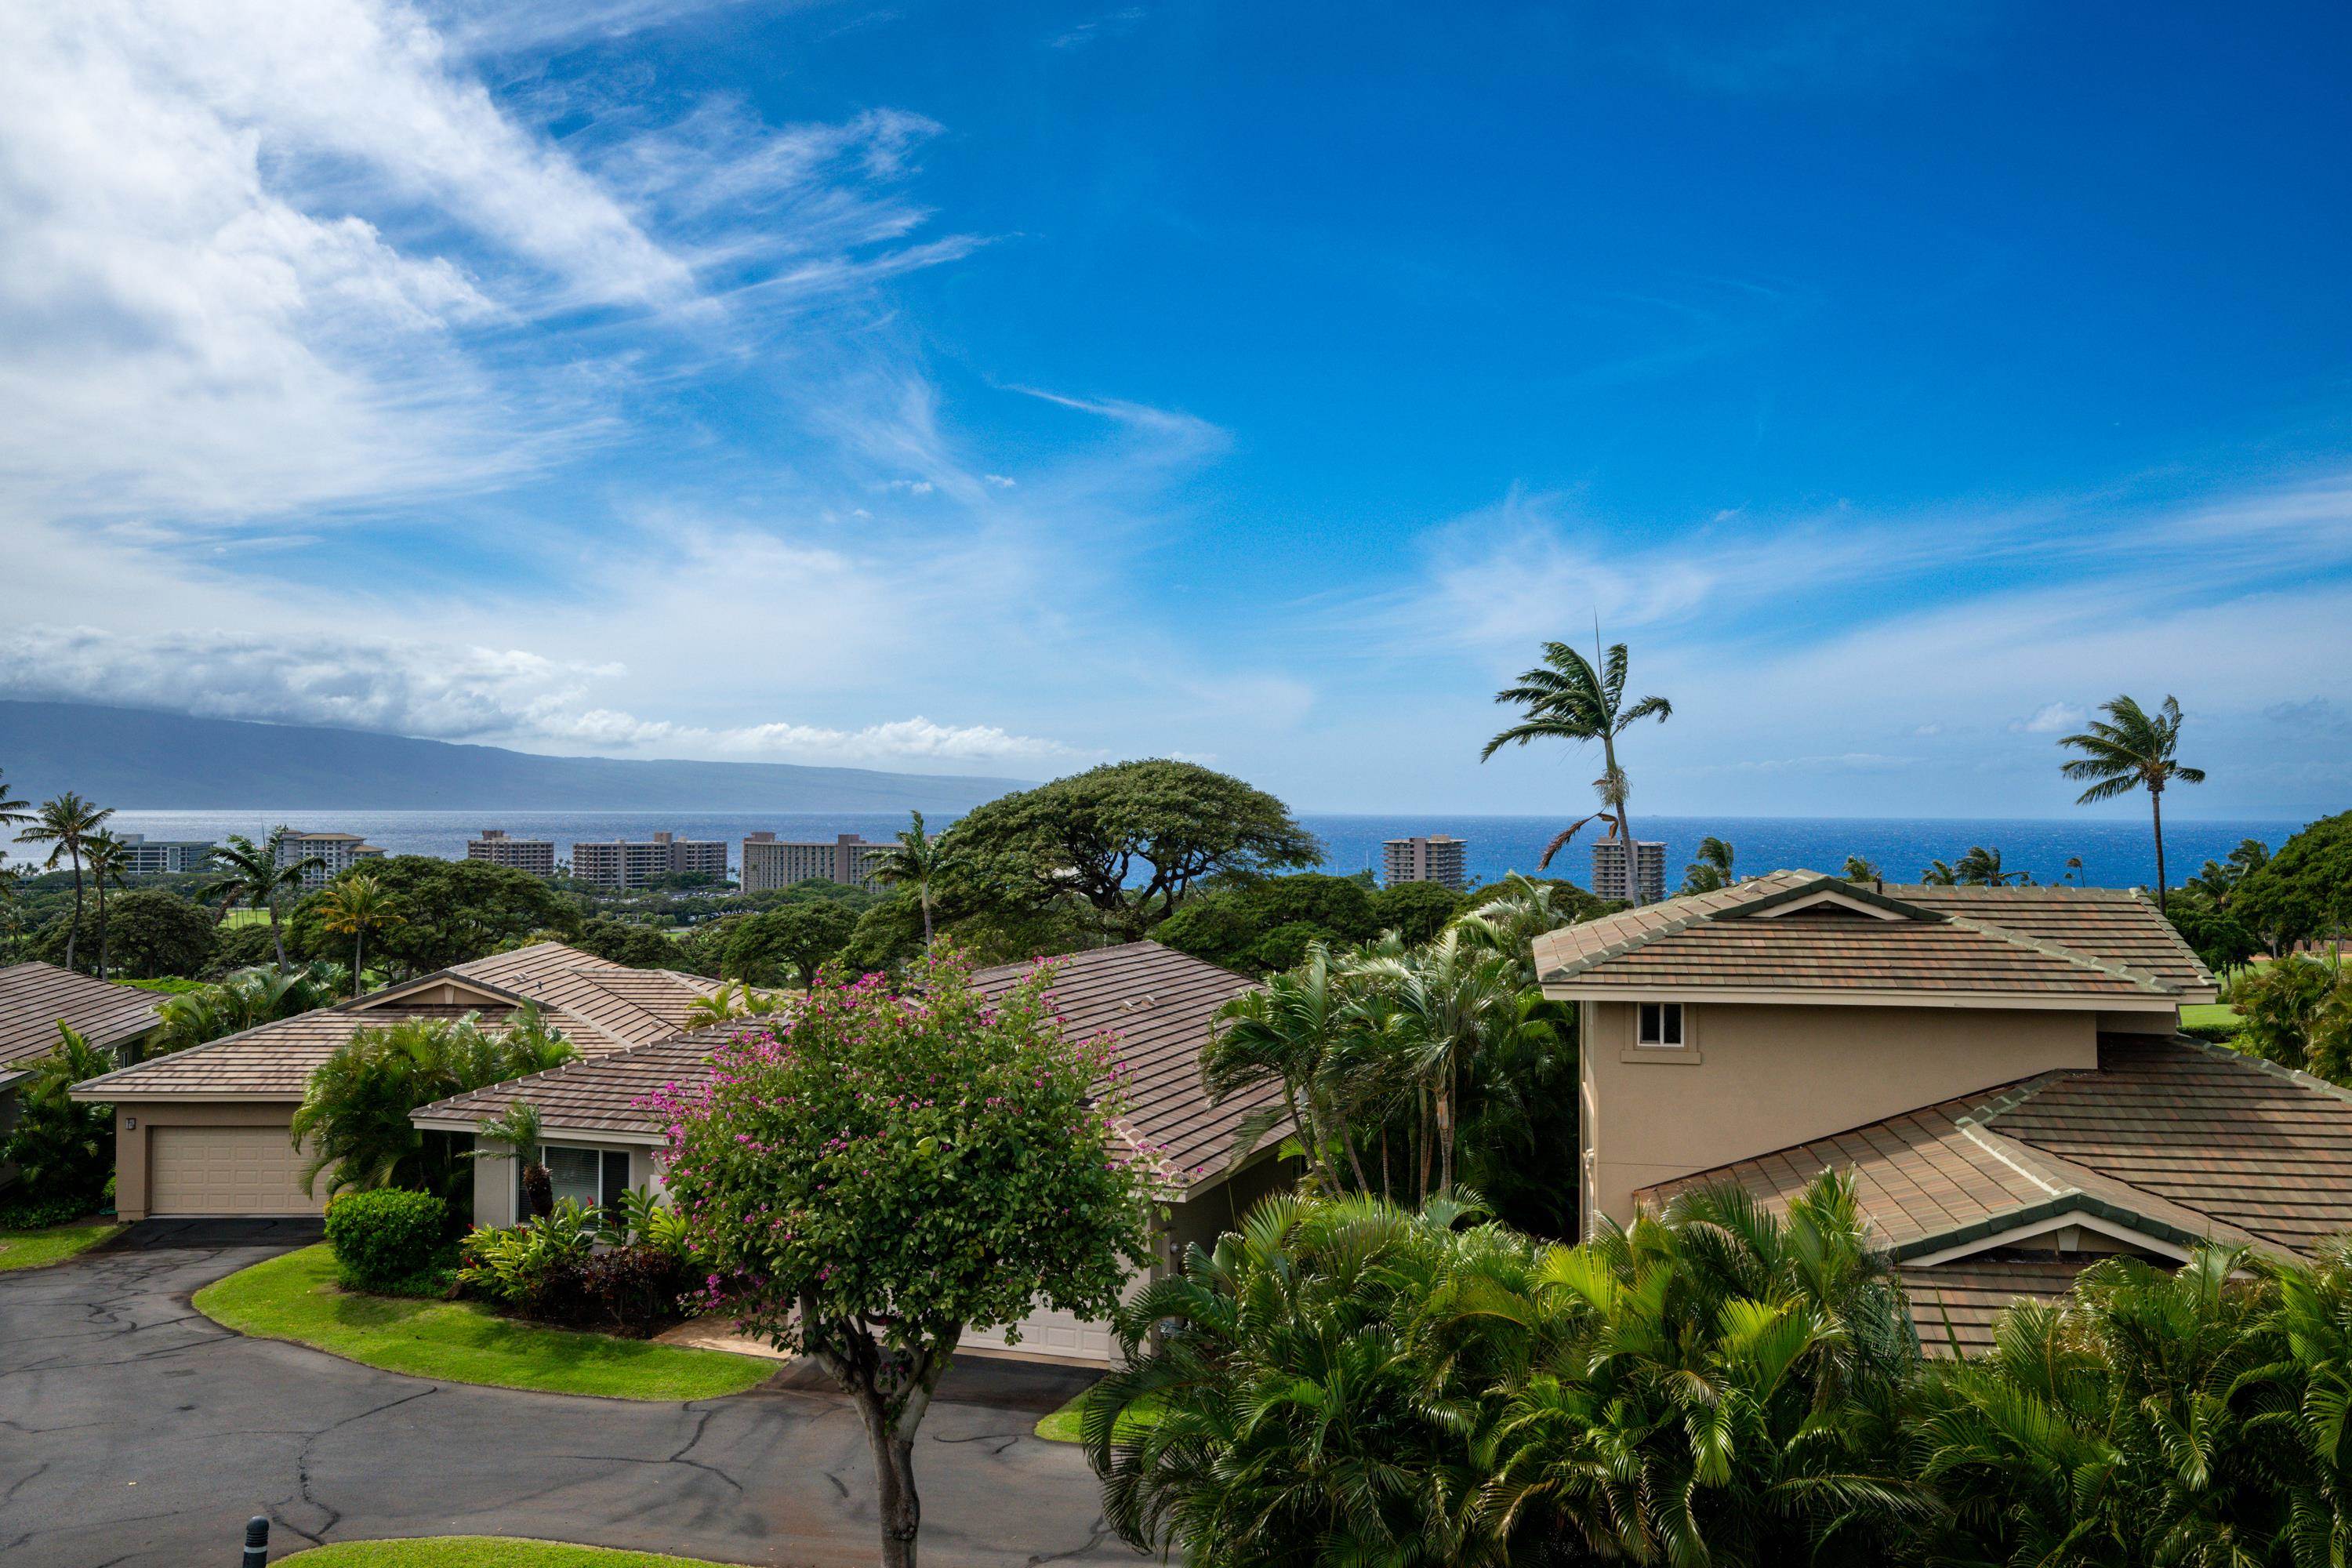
149, 1126, 325, 1217
961, 1302, 1117, 1366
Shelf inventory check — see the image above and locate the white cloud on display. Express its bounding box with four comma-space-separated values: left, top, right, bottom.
0, 624, 1080, 768
2012, 702, 2086, 735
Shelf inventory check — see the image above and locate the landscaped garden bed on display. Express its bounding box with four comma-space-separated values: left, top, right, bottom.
193, 1245, 771, 1400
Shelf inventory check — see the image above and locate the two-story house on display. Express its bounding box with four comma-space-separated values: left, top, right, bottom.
1538, 870, 2352, 1352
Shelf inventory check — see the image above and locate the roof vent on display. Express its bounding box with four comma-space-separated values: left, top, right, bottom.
1120, 993, 1160, 1013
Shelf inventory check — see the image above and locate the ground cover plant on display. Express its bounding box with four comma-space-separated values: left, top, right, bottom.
194, 1245, 771, 1400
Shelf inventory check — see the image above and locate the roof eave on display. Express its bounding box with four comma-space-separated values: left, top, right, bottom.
1539, 982, 2181, 1011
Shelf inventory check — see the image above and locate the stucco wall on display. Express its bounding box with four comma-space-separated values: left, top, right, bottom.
1578, 1000, 2100, 1235
467, 1141, 664, 1228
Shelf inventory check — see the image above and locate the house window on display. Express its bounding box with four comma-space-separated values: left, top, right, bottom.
524, 1146, 633, 1216
1637, 1002, 1684, 1047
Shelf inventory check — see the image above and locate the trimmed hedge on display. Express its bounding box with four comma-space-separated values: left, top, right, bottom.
326, 1189, 448, 1292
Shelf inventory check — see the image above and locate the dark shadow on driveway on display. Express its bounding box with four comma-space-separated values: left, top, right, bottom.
0, 1232, 1134, 1567
114, 1216, 326, 1250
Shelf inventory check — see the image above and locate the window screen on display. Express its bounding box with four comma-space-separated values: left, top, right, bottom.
544, 1145, 602, 1210
1637, 1002, 1683, 1047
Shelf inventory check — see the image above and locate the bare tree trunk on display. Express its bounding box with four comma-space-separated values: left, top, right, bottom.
1378, 1123, 1391, 1204
354, 928, 365, 996
919, 887, 934, 951
269, 902, 289, 973
66, 851, 83, 971
2151, 786, 2168, 913
95, 876, 108, 981
819, 1311, 955, 1568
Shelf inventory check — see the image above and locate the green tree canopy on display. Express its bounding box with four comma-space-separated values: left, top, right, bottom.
31, 888, 218, 979
2230, 810, 2352, 952
567, 916, 683, 969
0, 1025, 118, 1208
941, 760, 1319, 938
652, 956, 1152, 1568
724, 901, 860, 987
1368, 880, 1468, 945
290, 855, 576, 977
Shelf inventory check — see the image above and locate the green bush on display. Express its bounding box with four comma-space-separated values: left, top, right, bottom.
325, 1189, 448, 1291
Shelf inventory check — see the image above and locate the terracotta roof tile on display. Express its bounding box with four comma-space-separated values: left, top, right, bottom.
0, 962, 162, 1071
1534, 873, 2205, 1001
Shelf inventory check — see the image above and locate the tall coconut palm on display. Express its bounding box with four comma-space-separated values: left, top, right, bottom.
1482, 636, 1671, 906
198, 829, 325, 972
1680, 835, 1736, 894
82, 829, 132, 979
315, 871, 401, 996
2058, 694, 2205, 911
14, 792, 113, 972
869, 810, 946, 949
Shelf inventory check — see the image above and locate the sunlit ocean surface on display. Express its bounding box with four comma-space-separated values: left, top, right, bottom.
60, 809, 2308, 892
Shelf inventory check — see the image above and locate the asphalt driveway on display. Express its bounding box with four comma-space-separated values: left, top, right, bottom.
0, 1225, 1139, 1567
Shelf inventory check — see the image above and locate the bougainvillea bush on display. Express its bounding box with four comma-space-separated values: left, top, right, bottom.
647, 952, 1152, 1568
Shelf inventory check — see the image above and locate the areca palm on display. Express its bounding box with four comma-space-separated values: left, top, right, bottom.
1682, 834, 1737, 894
151, 964, 339, 1055
315, 872, 401, 996
289, 1006, 576, 1200
870, 810, 946, 949
1482, 637, 1671, 905
684, 978, 775, 1028
466, 1100, 553, 1218
15, 791, 113, 972
198, 828, 325, 971
1203, 942, 1359, 1192
2059, 694, 2205, 910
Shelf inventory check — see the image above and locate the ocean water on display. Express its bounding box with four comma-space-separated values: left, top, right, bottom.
53, 808, 2308, 893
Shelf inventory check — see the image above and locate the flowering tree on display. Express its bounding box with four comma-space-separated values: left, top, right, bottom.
648, 954, 1152, 1568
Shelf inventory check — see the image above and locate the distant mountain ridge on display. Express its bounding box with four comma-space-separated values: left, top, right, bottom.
0, 701, 1034, 811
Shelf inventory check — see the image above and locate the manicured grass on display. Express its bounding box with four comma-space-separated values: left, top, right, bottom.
1033, 1380, 1161, 1444
220, 907, 273, 927
193, 1246, 772, 1401
118, 976, 212, 995
279, 1539, 749, 1567
2181, 1003, 2243, 1030
0, 1221, 121, 1272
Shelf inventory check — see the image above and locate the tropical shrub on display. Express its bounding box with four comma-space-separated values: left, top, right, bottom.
457, 1187, 704, 1332
459, 1198, 598, 1315
1086, 1174, 1920, 1568
152, 964, 340, 1055
2232, 956, 2348, 1080
325, 1189, 448, 1292
289, 1007, 576, 1203
0, 1025, 118, 1210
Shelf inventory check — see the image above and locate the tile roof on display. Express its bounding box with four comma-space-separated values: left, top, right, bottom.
1637, 1034, 2352, 1348
1533, 873, 2207, 1003
411, 941, 1280, 1197
1904, 1254, 2102, 1359
0, 962, 163, 1073
70, 943, 715, 1101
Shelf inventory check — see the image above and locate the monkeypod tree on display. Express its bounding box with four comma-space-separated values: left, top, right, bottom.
652, 954, 1152, 1568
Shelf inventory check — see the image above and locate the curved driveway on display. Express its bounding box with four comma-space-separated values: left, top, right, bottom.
0, 1226, 1137, 1567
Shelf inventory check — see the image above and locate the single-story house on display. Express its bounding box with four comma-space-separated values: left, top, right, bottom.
70, 943, 717, 1221
1537, 870, 2352, 1352
1, 960, 166, 1184
412, 940, 1292, 1366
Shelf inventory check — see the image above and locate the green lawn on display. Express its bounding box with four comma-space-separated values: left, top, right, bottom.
1033, 1380, 1161, 1444
0, 1221, 120, 1272
279, 1539, 749, 1567
2180, 1003, 2243, 1030
193, 1246, 773, 1401
220, 906, 274, 927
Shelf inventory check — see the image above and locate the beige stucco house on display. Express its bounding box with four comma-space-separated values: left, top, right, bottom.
71, 943, 717, 1221
411, 940, 1294, 1366
1538, 871, 2352, 1352
1, 961, 165, 1186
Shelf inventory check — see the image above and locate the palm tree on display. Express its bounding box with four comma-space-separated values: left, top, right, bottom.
1203, 943, 1359, 1192
315, 872, 401, 996
82, 829, 132, 980
0, 768, 31, 830
2063, 854, 2084, 884
1680, 835, 1736, 895
1841, 854, 1881, 882
869, 810, 946, 949
1954, 844, 2030, 887
1482, 635, 1671, 906
2058, 694, 2205, 911
14, 792, 113, 972
198, 829, 325, 971
466, 1100, 553, 1219
2225, 837, 2270, 885
151, 964, 339, 1056
1921, 858, 1958, 886
684, 978, 775, 1028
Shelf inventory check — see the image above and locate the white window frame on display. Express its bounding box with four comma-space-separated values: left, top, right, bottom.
1637, 1001, 1684, 1047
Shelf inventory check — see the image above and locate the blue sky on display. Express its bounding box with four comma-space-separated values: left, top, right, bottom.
2, 0, 2347, 818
